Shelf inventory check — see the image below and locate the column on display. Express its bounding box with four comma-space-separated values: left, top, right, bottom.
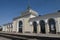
45, 23, 49, 34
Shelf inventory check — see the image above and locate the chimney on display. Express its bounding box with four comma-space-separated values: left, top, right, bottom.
39, 15, 41, 16
58, 10, 60, 12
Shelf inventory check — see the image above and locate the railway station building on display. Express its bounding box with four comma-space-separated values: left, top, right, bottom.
2, 7, 60, 34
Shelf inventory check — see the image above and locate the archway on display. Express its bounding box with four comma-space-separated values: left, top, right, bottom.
39, 20, 46, 33
48, 18, 56, 34
19, 21, 23, 33
33, 21, 37, 33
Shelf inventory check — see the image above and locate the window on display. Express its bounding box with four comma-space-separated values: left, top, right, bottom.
48, 18, 56, 34
19, 21, 23, 33
39, 20, 46, 33
33, 21, 37, 33
19, 21, 23, 27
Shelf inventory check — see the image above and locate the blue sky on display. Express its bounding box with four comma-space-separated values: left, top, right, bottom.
0, 0, 60, 25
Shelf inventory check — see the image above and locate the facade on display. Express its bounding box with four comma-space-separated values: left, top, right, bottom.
29, 12, 60, 34
12, 8, 38, 33
2, 7, 60, 34
2, 23, 13, 32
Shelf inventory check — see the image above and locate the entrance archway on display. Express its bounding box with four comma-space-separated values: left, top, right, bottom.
39, 20, 46, 33
33, 21, 37, 33
48, 18, 56, 34
19, 21, 23, 33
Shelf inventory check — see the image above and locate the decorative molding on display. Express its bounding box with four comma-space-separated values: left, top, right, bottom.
36, 21, 39, 24
45, 19, 48, 23
30, 22, 32, 25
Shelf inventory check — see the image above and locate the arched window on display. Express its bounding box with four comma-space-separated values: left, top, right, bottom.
19, 21, 23, 27
19, 21, 23, 33
33, 21, 37, 33
48, 18, 56, 34
39, 20, 46, 33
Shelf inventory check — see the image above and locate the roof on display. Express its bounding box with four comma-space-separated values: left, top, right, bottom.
13, 8, 38, 21
29, 12, 60, 21
13, 13, 31, 20
3, 23, 12, 26
21, 8, 38, 17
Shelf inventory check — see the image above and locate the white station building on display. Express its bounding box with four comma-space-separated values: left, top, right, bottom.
2, 7, 60, 34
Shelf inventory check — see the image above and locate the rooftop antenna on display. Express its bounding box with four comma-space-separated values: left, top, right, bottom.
27, 0, 31, 10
